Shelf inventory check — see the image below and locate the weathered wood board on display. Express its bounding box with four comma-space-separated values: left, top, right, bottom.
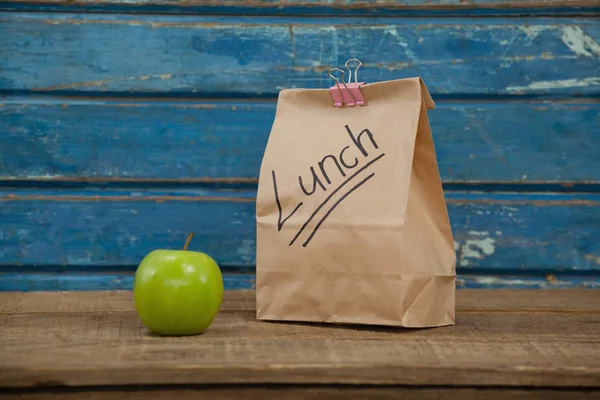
1, 13, 599, 96
3, 0, 600, 11
3, 388, 600, 400
1, 190, 599, 271
3, 1, 600, 21
1, 99, 599, 183
1, 271, 599, 291
0, 272, 258, 291
3, 289, 599, 313
0, 290, 599, 398
1, 1, 599, 291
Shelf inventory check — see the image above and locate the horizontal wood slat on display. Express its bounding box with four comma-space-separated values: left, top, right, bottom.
1, 290, 599, 391
1, 14, 599, 96
4, 289, 600, 313
2, 0, 599, 18
3, 329, 599, 388
3, 0, 599, 10
1, 99, 599, 182
4, 388, 600, 400
0, 272, 256, 291
2, 272, 600, 291
0, 190, 599, 271
4, 310, 600, 343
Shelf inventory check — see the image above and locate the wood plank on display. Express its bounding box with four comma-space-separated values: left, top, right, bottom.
4, 310, 600, 342
2, 14, 599, 96
2, 99, 599, 182
3, 289, 600, 314
0, 289, 254, 313
3, 0, 599, 11
457, 274, 600, 289
1, 190, 599, 271
1, 342, 599, 387
0, 290, 599, 388
0, 272, 256, 292
3, 0, 599, 19
2, 271, 600, 291
3, 387, 600, 400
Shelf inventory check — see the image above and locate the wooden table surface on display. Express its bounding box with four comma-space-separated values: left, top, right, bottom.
1, 289, 599, 399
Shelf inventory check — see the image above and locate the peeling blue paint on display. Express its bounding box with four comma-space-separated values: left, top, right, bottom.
0, 272, 255, 291
1, 13, 599, 96
0, 272, 598, 292
1, 99, 599, 182
1, 5, 598, 291
0, 189, 599, 271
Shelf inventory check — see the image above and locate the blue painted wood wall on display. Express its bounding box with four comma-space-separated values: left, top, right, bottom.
1, 0, 599, 291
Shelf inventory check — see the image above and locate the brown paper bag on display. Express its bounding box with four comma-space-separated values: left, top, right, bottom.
255, 68, 456, 328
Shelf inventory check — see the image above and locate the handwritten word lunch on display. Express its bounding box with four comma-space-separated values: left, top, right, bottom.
271, 124, 386, 247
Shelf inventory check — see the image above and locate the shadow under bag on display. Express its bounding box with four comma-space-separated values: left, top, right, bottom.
255, 63, 456, 328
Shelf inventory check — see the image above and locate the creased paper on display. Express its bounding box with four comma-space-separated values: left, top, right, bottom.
255, 77, 456, 328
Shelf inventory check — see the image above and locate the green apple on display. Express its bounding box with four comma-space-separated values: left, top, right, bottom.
133, 233, 224, 336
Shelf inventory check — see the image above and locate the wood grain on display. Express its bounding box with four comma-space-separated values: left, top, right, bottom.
0, 290, 599, 390
3, 289, 600, 313
3, 0, 599, 10
4, 310, 600, 342
3, 388, 600, 400
3, 0, 599, 21
0, 289, 254, 313
0, 272, 258, 292
1, 14, 599, 96
1, 190, 599, 271
2, 99, 599, 182
2, 271, 600, 291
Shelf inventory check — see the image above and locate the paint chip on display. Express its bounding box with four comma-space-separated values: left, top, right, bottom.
585, 254, 600, 265
517, 25, 549, 38
561, 26, 600, 58
506, 77, 600, 92
461, 232, 496, 261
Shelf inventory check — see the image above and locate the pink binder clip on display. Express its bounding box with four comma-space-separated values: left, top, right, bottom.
328, 59, 366, 107
329, 81, 366, 107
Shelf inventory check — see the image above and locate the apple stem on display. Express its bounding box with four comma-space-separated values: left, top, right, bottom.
183, 232, 194, 251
